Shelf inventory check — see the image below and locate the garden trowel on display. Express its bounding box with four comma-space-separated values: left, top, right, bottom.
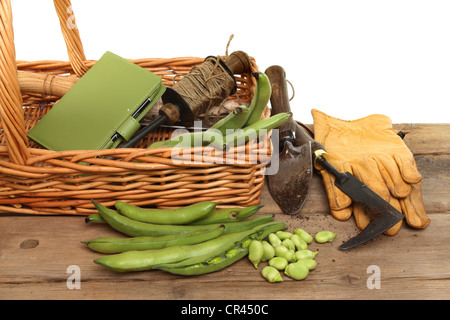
266, 65, 404, 249
266, 65, 322, 215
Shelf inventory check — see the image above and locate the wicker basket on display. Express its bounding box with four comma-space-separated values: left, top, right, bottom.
0, 0, 272, 215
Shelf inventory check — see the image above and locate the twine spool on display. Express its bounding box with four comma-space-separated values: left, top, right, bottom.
173, 56, 236, 124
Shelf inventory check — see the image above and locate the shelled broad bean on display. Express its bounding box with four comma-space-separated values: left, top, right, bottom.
248, 228, 337, 283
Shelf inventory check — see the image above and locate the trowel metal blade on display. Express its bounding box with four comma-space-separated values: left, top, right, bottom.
267, 140, 313, 215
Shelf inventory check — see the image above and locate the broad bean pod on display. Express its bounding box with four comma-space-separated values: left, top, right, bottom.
114, 201, 217, 225
147, 106, 250, 150
215, 113, 292, 150
156, 246, 249, 276
150, 221, 288, 276
210, 105, 250, 135
85, 213, 105, 224
149, 110, 290, 152
244, 72, 272, 126
92, 200, 274, 237
155, 221, 286, 270
82, 225, 225, 254
188, 205, 263, 225
149, 83, 267, 150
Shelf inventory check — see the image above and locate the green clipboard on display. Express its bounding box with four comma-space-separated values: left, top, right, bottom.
27, 51, 166, 151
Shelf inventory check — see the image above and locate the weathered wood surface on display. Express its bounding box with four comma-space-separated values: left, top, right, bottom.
0, 124, 449, 300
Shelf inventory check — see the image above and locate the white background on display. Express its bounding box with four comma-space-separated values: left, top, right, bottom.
11, 0, 450, 124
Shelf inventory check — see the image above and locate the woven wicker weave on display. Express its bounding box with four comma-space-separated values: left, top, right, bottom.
0, 0, 271, 215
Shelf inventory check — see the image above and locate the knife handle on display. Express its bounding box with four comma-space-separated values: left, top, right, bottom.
265, 65, 325, 155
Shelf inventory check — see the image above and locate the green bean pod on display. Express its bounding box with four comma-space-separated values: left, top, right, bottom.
154, 221, 286, 270
156, 246, 249, 276
92, 200, 274, 237
154, 221, 287, 276
114, 201, 217, 225
188, 205, 263, 225
216, 112, 292, 149
149, 73, 270, 151
82, 225, 225, 254
149, 106, 250, 150
210, 106, 250, 135
85, 213, 105, 224
95, 221, 287, 273
244, 72, 272, 126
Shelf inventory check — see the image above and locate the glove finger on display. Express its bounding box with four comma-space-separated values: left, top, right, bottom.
383, 196, 403, 236
350, 159, 401, 233
384, 219, 403, 236
374, 154, 412, 198
319, 161, 352, 211
351, 157, 391, 211
320, 168, 353, 220
353, 193, 403, 236
330, 206, 353, 222
399, 183, 431, 229
394, 154, 422, 184
353, 203, 370, 230
350, 162, 381, 230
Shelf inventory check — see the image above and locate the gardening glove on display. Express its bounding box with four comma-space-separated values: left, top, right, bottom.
311, 109, 430, 235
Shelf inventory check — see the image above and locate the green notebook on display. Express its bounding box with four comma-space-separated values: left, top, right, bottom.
27, 51, 166, 151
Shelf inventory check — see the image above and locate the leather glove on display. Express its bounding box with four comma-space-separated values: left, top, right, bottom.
312, 109, 430, 235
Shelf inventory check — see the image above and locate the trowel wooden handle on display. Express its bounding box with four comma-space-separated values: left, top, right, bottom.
265, 65, 325, 152
265, 65, 297, 133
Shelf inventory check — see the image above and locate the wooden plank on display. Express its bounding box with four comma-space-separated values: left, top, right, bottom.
304, 123, 450, 155
0, 211, 448, 300
395, 123, 450, 155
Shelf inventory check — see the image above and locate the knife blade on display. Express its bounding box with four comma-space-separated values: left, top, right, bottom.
314, 151, 405, 249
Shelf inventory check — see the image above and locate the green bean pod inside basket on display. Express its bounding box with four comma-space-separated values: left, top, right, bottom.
0, 0, 273, 215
